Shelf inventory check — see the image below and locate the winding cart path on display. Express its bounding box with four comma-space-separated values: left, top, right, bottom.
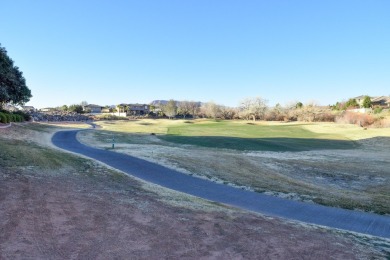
52, 129, 390, 239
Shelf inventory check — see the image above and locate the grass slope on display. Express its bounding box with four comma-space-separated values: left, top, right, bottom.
161, 121, 362, 151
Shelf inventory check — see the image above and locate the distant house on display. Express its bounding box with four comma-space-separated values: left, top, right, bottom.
3, 104, 18, 112
40, 107, 54, 112
22, 106, 36, 112
116, 104, 150, 116
352, 95, 371, 107
371, 96, 390, 108
128, 104, 150, 115
83, 104, 103, 114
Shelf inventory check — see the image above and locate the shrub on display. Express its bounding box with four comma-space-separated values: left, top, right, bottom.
313, 113, 336, 122
14, 114, 23, 122
0, 112, 6, 123
372, 118, 390, 128
336, 112, 375, 127
373, 107, 383, 114
4, 113, 11, 123
13, 110, 30, 121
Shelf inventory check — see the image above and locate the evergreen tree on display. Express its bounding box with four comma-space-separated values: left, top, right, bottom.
362, 96, 371, 108
0, 44, 32, 108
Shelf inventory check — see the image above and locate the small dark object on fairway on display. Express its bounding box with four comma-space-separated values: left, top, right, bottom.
364, 128, 367, 130
151, 133, 156, 135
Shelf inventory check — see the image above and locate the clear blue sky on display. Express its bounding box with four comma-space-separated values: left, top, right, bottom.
1, 0, 389, 108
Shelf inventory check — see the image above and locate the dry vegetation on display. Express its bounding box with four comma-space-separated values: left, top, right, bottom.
1, 122, 390, 258
78, 119, 390, 214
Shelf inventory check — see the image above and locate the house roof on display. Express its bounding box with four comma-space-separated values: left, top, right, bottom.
84, 104, 103, 108
22, 106, 35, 110
371, 96, 390, 103
353, 95, 371, 100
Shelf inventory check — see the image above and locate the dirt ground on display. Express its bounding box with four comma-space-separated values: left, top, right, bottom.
0, 124, 389, 259
1, 166, 387, 259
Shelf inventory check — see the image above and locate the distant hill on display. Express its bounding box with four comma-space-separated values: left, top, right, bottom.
150, 100, 203, 107
150, 100, 168, 106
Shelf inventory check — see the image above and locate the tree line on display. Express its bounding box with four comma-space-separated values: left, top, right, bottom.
158, 98, 331, 122
0, 44, 32, 109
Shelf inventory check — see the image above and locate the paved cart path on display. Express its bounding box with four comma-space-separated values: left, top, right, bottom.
52, 130, 390, 239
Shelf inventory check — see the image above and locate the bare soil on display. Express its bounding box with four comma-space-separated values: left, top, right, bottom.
1, 124, 389, 259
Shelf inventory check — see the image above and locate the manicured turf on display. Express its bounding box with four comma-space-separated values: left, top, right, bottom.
158, 121, 358, 151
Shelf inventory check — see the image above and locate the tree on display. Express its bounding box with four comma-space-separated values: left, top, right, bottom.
0, 44, 32, 108
239, 97, 268, 121
202, 101, 220, 119
188, 101, 200, 118
345, 98, 359, 109
177, 101, 192, 119
59, 105, 68, 111
68, 104, 83, 113
296, 102, 303, 109
266, 103, 285, 121
162, 99, 177, 119
219, 106, 237, 119
362, 96, 371, 108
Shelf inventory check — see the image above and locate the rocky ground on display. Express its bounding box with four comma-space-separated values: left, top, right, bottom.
29, 111, 92, 122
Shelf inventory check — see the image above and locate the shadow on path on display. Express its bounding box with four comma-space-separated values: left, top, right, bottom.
159, 135, 359, 151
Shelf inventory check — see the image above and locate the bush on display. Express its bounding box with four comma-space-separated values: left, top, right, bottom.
4, 113, 11, 123
373, 107, 383, 114
0, 112, 6, 123
0, 111, 26, 123
15, 114, 23, 122
313, 113, 336, 122
336, 112, 375, 127
13, 110, 30, 121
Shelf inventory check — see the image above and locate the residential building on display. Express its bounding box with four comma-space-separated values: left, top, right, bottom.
371, 96, 390, 108
116, 104, 150, 116
83, 104, 103, 113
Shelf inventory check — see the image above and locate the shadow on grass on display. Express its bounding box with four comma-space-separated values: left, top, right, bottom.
158, 135, 360, 151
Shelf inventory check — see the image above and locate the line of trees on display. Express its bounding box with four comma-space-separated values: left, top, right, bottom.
331, 96, 372, 111
0, 44, 32, 109
156, 97, 334, 122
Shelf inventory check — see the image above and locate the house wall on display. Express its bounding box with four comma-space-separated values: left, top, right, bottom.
90, 107, 101, 113
349, 108, 372, 113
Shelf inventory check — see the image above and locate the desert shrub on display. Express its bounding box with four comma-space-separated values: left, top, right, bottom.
372, 118, 390, 128
313, 113, 336, 122
373, 107, 383, 114
264, 111, 286, 121
0, 112, 6, 123
336, 112, 375, 127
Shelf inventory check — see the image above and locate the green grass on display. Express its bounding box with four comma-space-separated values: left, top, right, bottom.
159, 121, 358, 151
0, 138, 89, 172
